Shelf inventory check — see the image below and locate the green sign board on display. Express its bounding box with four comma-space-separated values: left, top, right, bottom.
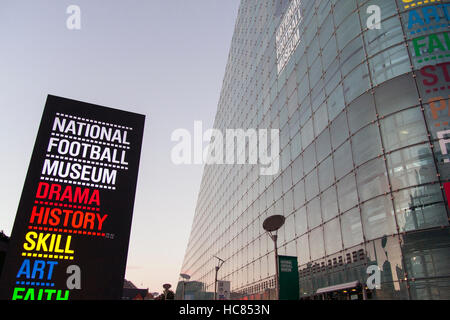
278, 255, 299, 300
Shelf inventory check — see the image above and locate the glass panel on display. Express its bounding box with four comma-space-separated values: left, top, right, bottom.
309, 226, 325, 261
402, 229, 450, 280
321, 186, 339, 222
301, 118, 315, 149
307, 196, 322, 229
423, 97, 450, 141
295, 206, 308, 236
324, 218, 343, 255
293, 179, 306, 210
284, 189, 294, 215
327, 84, 345, 121
333, 141, 354, 180
369, 43, 411, 86
334, 0, 357, 27
322, 35, 338, 71
364, 16, 404, 57
351, 123, 382, 166
343, 63, 370, 104
337, 173, 358, 213
380, 107, 429, 152
393, 184, 449, 232
305, 169, 319, 202
316, 129, 332, 163
356, 157, 389, 203
297, 234, 310, 265
340, 36, 365, 77
318, 156, 335, 192
292, 155, 304, 184
337, 12, 361, 52
285, 214, 296, 242
309, 57, 322, 89
319, 10, 333, 46
386, 144, 438, 191
303, 142, 317, 174
330, 111, 349, 149
360, 195, 396, 240
347, 92, 377, 134
313, 102, 329, 136
290, 130, 302, 160
341, 207, 364, 248
409, 279, 450, 300
374, 73, 420, 117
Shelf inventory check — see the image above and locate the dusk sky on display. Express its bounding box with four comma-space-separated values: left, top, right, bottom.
0, 0, 240, 292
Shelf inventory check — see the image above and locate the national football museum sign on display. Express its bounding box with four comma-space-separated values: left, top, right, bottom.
0, 95, 145, 300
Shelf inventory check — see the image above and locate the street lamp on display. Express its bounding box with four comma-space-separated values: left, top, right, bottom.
213, 255, 226, 300
263, 215, 285, 300
180, 273, 191, 300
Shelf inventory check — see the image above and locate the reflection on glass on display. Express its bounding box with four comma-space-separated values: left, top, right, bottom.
360, 196, 396, 241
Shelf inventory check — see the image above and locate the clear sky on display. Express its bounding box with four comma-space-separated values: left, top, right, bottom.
0, 0, 240, 293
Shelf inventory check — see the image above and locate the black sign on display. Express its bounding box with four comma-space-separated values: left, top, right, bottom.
0, 95, 145, 300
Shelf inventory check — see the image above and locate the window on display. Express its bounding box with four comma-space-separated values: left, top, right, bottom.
307, 196, 322, 229
297, 234, 310, 265
324, 218, 343, 255
290, 130, 302, 160
303, 142, 317, 174
340, 36, 365, 77
318, 156, 335, 192
347, 93, 377, 134
321, 186, 339, 222
301, 118, 315, 149
369, 44, 411, 86
305, 169, 319, 201
316, 129, 332, 162
393, 184, 449, 232
314, 102, 329, 136
351, 123, 382, 166
282, 166, 293, 193
292, 155, 304, 184
338, 12, 361, 49
333, 0, 357, 28
293, 180, 305, 210
295, 206, 308, 236
343, 63, 370, 104
322, 35, 338, 71
380, 107, 428, 152
386, 144, 438, 191
364, 16, 403, 57
327, 84, 345, 121
356, 157, 389, 203
330, 111, 349, 149
309, 56, 323, 89
340, 207, 364, 248
374, 73, 420, 117
337, 173, 358, 213
360, 195, 396, 240
333, 141, 354, 180
284, 190, 294, 215
310, 226, 325, 261
285, 214, 296, 242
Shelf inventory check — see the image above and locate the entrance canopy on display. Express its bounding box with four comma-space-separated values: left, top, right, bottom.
316, 281, 360, 294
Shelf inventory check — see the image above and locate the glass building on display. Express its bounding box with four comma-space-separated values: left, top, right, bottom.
179, 0, 450, 300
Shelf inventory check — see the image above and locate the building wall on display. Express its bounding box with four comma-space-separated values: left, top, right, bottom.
181, 0, 450, 300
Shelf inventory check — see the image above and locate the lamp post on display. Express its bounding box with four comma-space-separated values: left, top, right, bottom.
213, 256, 225, 300
263, 215, 285, 300
180, 273, 191, 300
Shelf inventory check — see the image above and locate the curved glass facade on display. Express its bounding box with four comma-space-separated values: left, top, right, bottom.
179, 0, 450, 300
